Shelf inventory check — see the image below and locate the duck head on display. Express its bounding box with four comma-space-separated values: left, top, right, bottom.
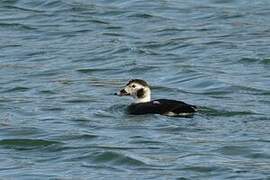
115, 79, 151, 103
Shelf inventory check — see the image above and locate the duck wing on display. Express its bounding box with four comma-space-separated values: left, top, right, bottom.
128, 99, 196, 116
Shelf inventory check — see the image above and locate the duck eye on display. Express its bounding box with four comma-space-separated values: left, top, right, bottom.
131, 85, 136, 88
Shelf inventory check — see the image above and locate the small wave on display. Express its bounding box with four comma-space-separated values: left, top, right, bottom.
77, 68, 118, 74
2, 4, 44, 13
106, 26, 123, 30
0, 97, 12, 103
246, 152, 270, 159
102, 32, 123, 37
88, 19, 110, 25
1, 86, 30, 93
261, 58, 270, 65
130, 139, 162, 145
216, 145, 253, 156
39, 90, 57, 95
64, 98, 97, 103
239, 57, 270, 65
200, 107, 258, 117
141, 38, 191, 51
22, 0, 68, 11
0, 22, 36, 31
128, 66, 158, 74
94, 104, 127, 118
231, 85, 269, 95
128, 13, 155, 19
0, 139, 61, 150
40, 106, 65, 112
92, 151, 148, 167
0, 127, 45, 136
56, 132, 98, 141
0, 44, 22, 50
155, 27, 187, 33
181, 165, 220, 173
238, 57, 259, 64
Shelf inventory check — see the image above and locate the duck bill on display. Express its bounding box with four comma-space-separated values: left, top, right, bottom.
115, 89, 130, 96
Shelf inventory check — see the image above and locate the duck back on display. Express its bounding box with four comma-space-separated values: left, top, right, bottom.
128, 99, 197, 116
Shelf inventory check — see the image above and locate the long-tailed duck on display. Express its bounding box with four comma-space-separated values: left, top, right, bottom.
115, 79, 197, 117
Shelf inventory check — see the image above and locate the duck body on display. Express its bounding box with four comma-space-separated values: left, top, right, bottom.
128, 99, 196, 116
116, 79, 197, 117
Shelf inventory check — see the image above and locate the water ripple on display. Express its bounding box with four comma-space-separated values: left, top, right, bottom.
92, 151, 151, 167
0, 139, 61, 150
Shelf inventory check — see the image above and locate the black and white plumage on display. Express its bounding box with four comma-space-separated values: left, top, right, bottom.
115, 79, 197, 117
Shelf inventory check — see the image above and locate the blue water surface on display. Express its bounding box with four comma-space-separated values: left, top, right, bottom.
0, 0, 270, 179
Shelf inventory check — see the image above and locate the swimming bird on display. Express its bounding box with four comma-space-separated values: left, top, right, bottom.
115, 79, 197, 117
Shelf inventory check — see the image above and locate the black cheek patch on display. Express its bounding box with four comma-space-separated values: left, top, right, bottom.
137, 88, 145, 98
